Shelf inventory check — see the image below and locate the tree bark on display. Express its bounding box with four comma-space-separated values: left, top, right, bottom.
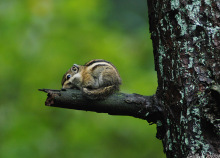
147, 0, 220, 157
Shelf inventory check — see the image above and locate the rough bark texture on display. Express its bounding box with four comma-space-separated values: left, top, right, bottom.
147, 0, 220, 157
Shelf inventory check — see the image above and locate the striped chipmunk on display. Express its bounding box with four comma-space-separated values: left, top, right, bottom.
61, 59, 122, 100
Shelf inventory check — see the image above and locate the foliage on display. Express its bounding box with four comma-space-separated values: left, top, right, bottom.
0, 0, 165, 157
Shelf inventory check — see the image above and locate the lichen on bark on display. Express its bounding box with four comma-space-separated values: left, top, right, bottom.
147, 0, 220, 157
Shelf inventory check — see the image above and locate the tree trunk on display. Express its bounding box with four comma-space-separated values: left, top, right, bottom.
147, 0, 220, 157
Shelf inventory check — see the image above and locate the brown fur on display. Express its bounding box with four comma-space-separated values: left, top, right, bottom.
62, 59, 121, 100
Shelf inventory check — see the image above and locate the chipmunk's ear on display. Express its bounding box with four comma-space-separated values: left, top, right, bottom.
71, 64, 79, 73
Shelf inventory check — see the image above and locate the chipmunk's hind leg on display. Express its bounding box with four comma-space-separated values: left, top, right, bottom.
82, 85, 119, 100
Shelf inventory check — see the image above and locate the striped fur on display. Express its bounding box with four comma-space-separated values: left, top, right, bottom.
62, 59, 121, 100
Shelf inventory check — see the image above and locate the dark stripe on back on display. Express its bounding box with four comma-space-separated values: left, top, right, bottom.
85, 59, 112, 66
91, 64, 108, 71
85, 59, 119, 74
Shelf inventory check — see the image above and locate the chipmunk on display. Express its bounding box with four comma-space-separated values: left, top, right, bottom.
61, 59, 122, 100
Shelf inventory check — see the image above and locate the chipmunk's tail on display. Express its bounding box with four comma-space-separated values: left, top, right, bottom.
82, 85, 120, 100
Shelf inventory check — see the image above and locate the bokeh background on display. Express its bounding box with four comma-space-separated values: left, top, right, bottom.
0, 0, 165, 157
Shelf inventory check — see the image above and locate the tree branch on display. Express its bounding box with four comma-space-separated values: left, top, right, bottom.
39, 89, 163, 123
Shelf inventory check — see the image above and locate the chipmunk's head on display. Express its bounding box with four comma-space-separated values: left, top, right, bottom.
61, 64, 82, 89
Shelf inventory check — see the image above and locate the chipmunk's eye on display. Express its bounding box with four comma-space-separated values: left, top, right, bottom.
66, 74, 71, 80
72, 66, 78, 72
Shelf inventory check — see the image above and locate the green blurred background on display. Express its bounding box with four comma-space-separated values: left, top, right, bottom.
0, 0, 165, 157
